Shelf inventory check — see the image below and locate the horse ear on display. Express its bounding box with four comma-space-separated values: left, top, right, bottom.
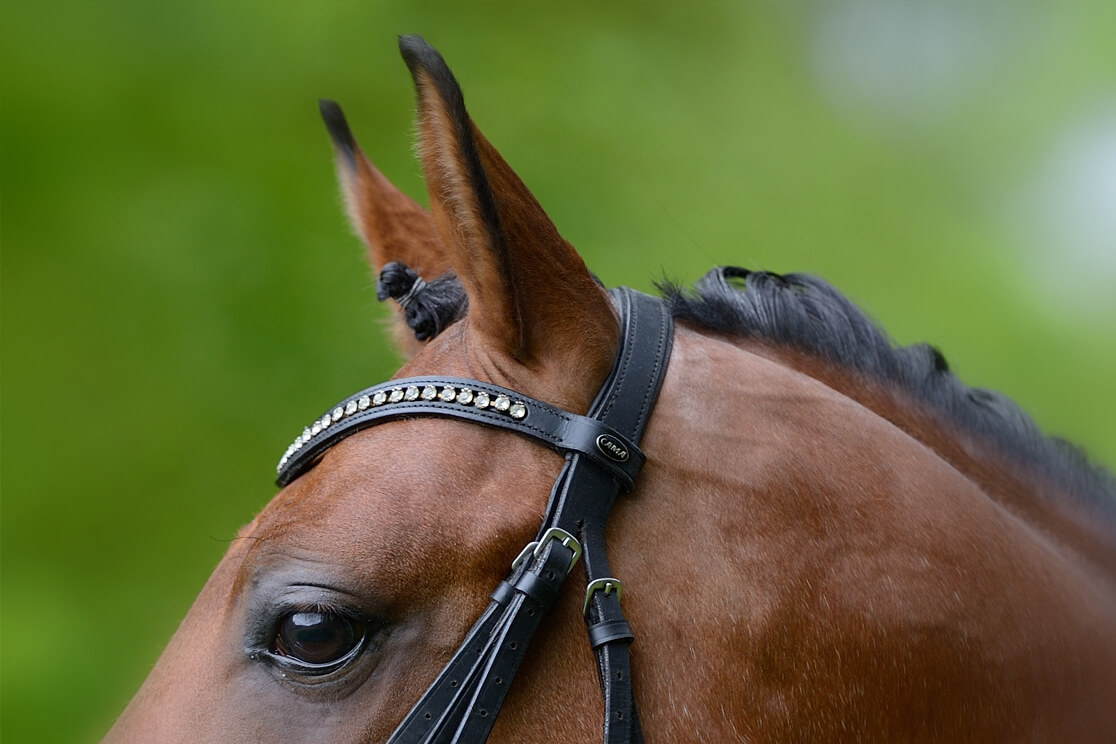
398, 36, 618, 408
319, 99, 452, 357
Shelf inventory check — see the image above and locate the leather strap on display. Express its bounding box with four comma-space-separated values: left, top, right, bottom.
576, 288, 672, 744
276, 377, 645, 489
275, 288, 673, 744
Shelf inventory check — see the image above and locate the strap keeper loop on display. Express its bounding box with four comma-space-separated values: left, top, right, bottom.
587, 619, 634, 649
490, 580, 516, 607
513, 571, 561, 609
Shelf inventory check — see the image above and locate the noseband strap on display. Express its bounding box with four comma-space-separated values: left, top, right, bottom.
275, 288, 673, 744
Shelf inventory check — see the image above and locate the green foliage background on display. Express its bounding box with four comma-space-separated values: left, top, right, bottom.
3, 1, 1113, 741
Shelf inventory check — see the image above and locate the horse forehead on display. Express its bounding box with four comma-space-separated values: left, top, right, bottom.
251, 417, 559, 553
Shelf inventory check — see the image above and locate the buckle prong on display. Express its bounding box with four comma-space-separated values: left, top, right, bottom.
511, 528, 582, 575
583, 577, 623, 616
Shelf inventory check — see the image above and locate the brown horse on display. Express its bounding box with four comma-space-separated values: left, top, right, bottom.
104, 36, 1116, 743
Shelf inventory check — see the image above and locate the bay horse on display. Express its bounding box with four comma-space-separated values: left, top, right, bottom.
104, 36, 1116, 743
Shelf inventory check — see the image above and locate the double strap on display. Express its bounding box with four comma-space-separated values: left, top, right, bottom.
275, 288, 673, 743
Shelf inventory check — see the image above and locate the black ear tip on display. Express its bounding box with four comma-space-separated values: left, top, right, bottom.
397, 34, 431, 63
398, 34, 448, 79
318, 99, 358, 166
397, 35, 464, 114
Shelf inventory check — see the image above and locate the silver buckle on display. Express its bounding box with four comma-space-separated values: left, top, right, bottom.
583, 577, 623, 616
511, 527, 582, 575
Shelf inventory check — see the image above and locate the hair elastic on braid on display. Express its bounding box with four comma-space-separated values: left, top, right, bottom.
377, 262, 468, 341
394, 276, 427, 310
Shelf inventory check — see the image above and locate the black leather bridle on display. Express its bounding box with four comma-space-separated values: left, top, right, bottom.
276, 288, 674, 744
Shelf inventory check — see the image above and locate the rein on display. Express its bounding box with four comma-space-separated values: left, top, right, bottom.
276, 288, 674, 744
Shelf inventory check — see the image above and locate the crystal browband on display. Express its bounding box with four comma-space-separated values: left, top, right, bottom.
275, 375, 647, 489
278, 381, 525, 471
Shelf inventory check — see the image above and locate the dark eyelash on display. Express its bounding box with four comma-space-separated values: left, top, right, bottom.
282, 601, 362, 621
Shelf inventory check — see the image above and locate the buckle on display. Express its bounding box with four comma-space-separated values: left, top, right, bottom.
583, 577, 623, 616
511, 527, 582, 575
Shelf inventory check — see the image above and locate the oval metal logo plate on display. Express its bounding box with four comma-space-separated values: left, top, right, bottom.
596, 434, 629, 462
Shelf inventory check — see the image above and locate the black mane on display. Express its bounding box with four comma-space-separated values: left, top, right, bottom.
379, 261, 1114, 514
663, 266, 1116, 515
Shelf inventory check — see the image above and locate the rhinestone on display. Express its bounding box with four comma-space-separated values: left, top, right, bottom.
302, 427, 311, 442
509, 402, 527, 419
311, 422, 322, 435
421, 385, 437, 400
389, 387, 405, 403
372, 391, 388, 406
345, 400, 358, 415
457, 388, 474, 405
357, 395, 371, 410
439, 387, 456, 402
493, 395, 511, 412
405, 386, 420, 401
331, 407, 343, 422
294, 439, 302, 450
474, 391, 491, 409
320, 415, 332, 429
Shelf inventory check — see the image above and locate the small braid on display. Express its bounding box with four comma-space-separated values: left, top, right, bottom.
377, 262, 468, 341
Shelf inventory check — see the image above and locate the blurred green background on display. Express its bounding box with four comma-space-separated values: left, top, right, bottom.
3, 1, 1114, 740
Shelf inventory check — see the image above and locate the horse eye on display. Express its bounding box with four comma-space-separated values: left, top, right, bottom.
272, 611, 364, 666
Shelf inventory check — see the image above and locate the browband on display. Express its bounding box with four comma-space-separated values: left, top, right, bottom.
274, 288, 674, 744
277, 377, 644, 489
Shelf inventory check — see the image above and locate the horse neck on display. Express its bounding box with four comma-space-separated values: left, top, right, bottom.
682, 327, 1116, 574
606, 324, 1116, 740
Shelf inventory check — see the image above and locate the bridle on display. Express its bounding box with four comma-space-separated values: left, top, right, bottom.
276, 288, 674, 744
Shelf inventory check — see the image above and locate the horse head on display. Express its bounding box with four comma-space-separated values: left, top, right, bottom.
104, 36, 1116, 743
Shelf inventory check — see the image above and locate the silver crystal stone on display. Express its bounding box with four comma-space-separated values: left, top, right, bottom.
358, 395, 371, 410
509, 402, 527, 419
389, 388, 404, 403
494, 395, 511, 412
372, 391, 387, 406
457, 389, 474, 405
421, 385, 437, 400
474, 391, 490, 409
332, 407, 344, 422
439, 387, 456, 402
345, 400, 358, 415
302, 427, 312, 442
404, 386, 420, 401
320, 415, 332, 429
311, 422, 322, 436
